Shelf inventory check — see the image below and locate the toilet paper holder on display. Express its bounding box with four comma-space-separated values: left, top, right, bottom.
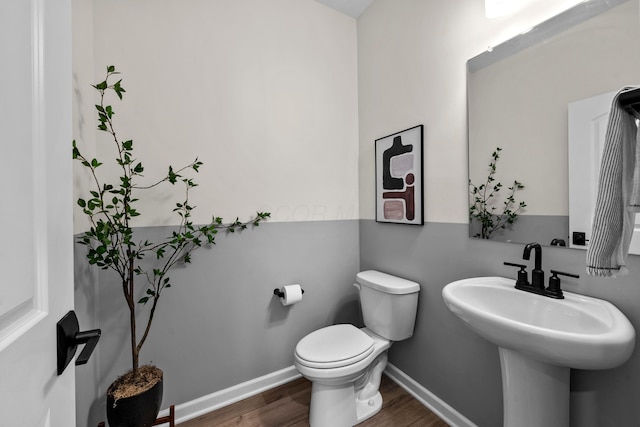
273, 287, 305, 298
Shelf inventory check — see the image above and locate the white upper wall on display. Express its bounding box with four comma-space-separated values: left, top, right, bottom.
73, 0, 359, 232
357, 0, 595, 223
73, 0, 603, 231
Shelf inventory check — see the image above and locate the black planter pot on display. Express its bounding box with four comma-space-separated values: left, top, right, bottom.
106, 375, 163, 427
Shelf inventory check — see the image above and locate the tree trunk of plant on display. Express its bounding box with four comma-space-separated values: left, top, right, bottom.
130, 304, 138, 372
481, 223, 490, 239
126, 259, 139, 373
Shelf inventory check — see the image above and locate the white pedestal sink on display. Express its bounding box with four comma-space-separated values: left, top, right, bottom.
442, 277, 635, 427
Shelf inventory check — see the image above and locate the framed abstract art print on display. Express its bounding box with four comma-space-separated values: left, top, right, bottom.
375, 125, 424, 225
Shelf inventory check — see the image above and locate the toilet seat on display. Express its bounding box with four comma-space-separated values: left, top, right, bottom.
295, 324, 374, 369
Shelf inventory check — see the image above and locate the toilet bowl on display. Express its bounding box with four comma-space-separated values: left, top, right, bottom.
294, 271, 420, 427
295, 325, 391, 426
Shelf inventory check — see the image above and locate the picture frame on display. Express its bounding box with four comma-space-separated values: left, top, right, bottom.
375, 125, 424, 225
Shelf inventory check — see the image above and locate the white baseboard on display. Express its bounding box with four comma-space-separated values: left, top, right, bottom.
158, 366, 301, 424
384, 363, 477, 427
160, 364, 475, 427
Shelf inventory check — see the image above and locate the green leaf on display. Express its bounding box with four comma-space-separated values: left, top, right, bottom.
168, 166, 177, 184
113, 80, 126, 100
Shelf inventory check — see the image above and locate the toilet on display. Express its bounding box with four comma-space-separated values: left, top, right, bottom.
294, 270, 420, 427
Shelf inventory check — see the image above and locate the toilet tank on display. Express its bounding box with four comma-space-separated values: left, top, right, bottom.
355, 270, 420, 341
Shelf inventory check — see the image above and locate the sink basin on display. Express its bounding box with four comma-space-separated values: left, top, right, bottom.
442, 276, 634, 369
443, 276, 635, 426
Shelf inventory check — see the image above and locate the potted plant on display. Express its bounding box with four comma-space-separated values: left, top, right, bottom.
73, 66, 269, 426
469, 147, 526, 239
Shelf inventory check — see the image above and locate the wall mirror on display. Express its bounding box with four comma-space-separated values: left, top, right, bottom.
467, 0, 640, 248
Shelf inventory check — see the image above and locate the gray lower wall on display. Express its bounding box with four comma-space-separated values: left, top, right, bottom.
76, 219, 640, 427
470, 214, 569, 246
360, 219, 640, 427
74, 220, 361, 427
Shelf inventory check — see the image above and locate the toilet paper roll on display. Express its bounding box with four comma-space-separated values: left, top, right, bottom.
280, 284, 303, 306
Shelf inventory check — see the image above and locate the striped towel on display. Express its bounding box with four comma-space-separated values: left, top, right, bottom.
587, 87, 640, 277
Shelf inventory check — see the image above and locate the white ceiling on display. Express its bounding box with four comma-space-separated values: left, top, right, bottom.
314, 0, 375, 18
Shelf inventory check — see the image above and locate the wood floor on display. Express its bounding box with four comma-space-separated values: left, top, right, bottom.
178, 374, 450, 427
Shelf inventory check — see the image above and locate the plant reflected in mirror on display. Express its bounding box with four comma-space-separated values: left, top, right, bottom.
469, 147, 526, 239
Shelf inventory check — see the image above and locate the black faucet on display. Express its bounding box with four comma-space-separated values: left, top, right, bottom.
504, 242, 580, 299
522, 242, 544, 289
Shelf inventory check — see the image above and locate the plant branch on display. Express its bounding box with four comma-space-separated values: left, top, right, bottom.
74, 65, 270, 374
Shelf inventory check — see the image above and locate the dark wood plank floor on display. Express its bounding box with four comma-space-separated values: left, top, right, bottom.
178, 374, 450, 426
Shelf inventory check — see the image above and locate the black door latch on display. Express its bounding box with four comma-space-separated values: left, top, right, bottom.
56, 310, 101, 375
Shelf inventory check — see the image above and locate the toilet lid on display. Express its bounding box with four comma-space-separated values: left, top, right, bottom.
295, 324, 374, 369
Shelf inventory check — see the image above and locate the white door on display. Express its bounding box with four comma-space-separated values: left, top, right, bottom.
0, 0, 75, 426
568, 90, 640, 253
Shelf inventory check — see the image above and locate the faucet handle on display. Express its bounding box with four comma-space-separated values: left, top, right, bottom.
504, 262, 529, 288
546, 270, 580, 299
550, 270, 580, 279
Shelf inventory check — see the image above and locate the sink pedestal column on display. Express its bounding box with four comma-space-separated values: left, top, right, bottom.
499, 348, 569, 427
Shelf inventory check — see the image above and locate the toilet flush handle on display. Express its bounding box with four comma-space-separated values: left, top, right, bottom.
353, 282, 361, 290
